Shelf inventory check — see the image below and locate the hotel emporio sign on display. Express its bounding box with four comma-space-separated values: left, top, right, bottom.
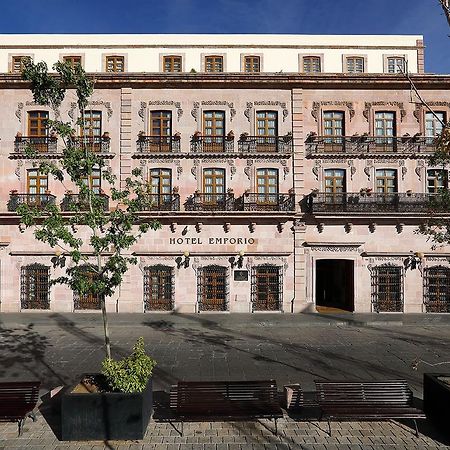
169, 237, 256, 245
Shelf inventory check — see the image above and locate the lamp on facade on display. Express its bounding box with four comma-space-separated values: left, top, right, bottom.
404, 251, 424, 272
230, 250, 245, 269
183, 250, 190, 268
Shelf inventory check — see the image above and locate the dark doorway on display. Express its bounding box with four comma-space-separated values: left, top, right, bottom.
316, 259, 354, 312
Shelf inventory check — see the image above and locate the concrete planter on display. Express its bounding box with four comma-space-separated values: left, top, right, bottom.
61, 374, 153, 441
423, 373, 450, 432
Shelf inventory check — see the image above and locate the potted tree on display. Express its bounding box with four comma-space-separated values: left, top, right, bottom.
19, 59, 161, 440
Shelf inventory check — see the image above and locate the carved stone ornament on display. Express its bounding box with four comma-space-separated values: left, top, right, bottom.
415, 160, 425, 181
311, 101, 355, 123
348, 160, 356, 180
364, 101, 406, 122
17, 101, 60, 122
15, 102, 24, 123
307, 244, 362, 252
139, 101, 183, 123
293, 220, 307, 232
364, 160, 374, 181
244, 102, 253, 122
15, 160, 23, 180
68, 100, 112, 121
191, 102, 200, 122
414, 102, 450, 124
253, 101, 289, 122
198, 100, 235, 122
312, 160, 322, 181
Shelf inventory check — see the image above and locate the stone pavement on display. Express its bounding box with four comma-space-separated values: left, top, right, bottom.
1, 312, 450, 449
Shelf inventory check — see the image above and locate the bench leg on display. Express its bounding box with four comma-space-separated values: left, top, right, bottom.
181, 421, 183, 437
328, 419, 331, 437
274, 417, 278, 436
18, 418, 25, 437
27, 411, 37, 422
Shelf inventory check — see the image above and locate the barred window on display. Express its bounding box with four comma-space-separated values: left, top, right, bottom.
303, 56, 321, 73
74, 267, 102, 310
371, 265, 403, 312
21, 264, 50, 309
251, 265, 282, 311
144, 265, 174, 311
198, 265, 228, 311
424, 266, 450, 313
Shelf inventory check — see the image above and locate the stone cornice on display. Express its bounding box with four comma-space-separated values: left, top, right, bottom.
1, 73, 449, 90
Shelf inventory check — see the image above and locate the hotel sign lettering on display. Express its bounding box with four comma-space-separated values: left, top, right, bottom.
169, 237, 256, 245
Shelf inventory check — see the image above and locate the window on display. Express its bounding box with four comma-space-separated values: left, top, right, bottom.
256, 111, 278, 152
387, 57, 405, 74
323, 111, 344, 148
371, 265, 403, 312
149, 168, 172, 209
80, 110, 102, 151
82, 168, 101, 195
303, 56, 321, 73
11, 55, 31, 73
144, 265, 174, 311
346, 56, 364, 73
147, 110, 172, 152
198, 265, 227, 311
105, 55, 125, 73
203, 111, 225, 151
205, 56, 223, 73
27, 110, 50, 152
256, 168, 278, 205
203, 168, 225, 202
20, 263, 50, 309
163, 55, 182, 73
376, 169, 397, 193
324, 169, 346, 194
27, 169, 48, 195
427, 169, 448, 193
375, 111, 396, 147
424, 266, 450, 313
63, 55, 82, 67
252, 265, 282, 311
425, 112, 445, 144
244, 56, 260, 73
74, 267, 102, 310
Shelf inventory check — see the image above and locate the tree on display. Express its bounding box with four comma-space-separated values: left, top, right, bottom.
18, 60, 160, 358
438, 0, 450, 27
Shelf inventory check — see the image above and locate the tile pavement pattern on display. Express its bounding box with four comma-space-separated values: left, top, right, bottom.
1, 313, 450, 449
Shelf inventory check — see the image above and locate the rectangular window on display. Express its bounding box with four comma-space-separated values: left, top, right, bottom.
105, 55, 125, 73
63, 56, 82, 67
324, 169, 346, 194
27, 110, 50, 152
425, 112, 445, 144
323, 111, 344, 149
424, 266, 450, 313
257, 168, 278, 205
163, 55, 182, 73
252, 265, 282, 311
27, 169, 48, 195
203, 168, 225, 198
303, 56, 321, 73
144, 266, 174, 311
427, 169, 448, 193
198, 265, 227, 311
21, 264, 50, 309
376, 169, 397, 193
387, 57, 405, 74
256, 111, 278, 152
205, 56, 223, 73
82, 168, 101, 195
149, 168, 172, 209
346, 57, 364, 73
74, 268, 102, 310
371, 265, 403, 312
80, 110, 102, 151
375, 111, 396, 148
244, 56, 260, 73
11, 56, 31, 73
203, 110, 225, 152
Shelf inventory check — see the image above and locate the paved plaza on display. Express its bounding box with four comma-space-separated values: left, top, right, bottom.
1, 312, 450, 449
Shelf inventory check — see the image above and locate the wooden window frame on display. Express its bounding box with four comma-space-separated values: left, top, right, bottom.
375, 168, 398, 193
62, 55, 83, 68
324, 168, 346, 194
10, 55, 32, 74
371, 265, 404, 312
383, 55, 407, 74
198, 265, 228, 312
203, 55, 225, 73
162, 55, 183, 73
251, 265, 283, 312
103, 54, 126, 73
20, 263, 50, 310
427, 169, 448, 193
424, 266, 450, 313
202, 168, 226, 195
344, 55, 366, 73
299, 54, 323, 73
242, 55, 261, 73
27, 169, 48, 195
144, 265, 174, 311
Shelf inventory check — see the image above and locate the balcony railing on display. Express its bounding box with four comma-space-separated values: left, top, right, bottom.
14, 136, 58, 154
136, 135, 181, 153
305, 192, 448, 214
238, 135, 293, 154
190, 135, 234, 153
185, 192, 236, 211
240, 192, 296, 211
69, 136, 111, 153
306, 135, 435, 157
139, 193, 180, 211
61, 193, 109, 212
8, 193, 56, 211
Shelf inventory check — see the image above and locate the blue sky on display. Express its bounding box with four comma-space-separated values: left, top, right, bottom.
0, 0, 448, 73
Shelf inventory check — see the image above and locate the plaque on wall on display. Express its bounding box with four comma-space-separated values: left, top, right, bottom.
234, 270, 249, 281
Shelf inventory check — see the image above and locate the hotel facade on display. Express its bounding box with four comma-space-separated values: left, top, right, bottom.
0, 34, 449, 314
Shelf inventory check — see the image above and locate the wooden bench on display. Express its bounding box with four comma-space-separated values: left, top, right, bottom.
0, 381, 40, 436
170, 380, 283, 435
315, 380, 426, 436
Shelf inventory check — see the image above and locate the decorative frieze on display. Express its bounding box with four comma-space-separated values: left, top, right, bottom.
139, 100, 183, 122
68, 100, 112, 121
191, 100, 235, 122
363, 101, 406, 122
311, 101, 355, 122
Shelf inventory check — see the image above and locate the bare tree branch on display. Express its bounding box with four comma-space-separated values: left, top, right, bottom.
439, 0, 450, 27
